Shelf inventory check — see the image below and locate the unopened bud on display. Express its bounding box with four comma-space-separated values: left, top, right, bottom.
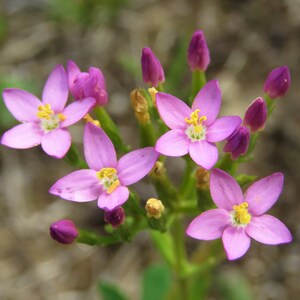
104, 207, 125, 228
141, 47, 165, 88
130, 89, 150, 124
145, 198, 165, 219
187, 30, 210, 71
243, 97, 267, 132
67, 60, 108, 106
223, 126, 250, 160
263, 66, 291, 99
50, 219, 78, 244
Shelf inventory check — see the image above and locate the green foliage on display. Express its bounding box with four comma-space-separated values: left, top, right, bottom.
216, 269, 253, 300
141, 264, 172, 300
98, 282, 129, 300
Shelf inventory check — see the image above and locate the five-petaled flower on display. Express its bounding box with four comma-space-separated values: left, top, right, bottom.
49, 123, 159, 211
155, 80, 241, 169
186, 168, 292, 260
1, 65, 95, 158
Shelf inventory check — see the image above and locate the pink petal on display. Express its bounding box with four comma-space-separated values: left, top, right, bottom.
49, 169, 101, 202
41, 128, 71, 158
210, 168, 244, 210
67, 60, 81, 89
244, 172, 284, 216
186, 209, 231, 240
206, 116, 242, 142
84, 123, 117, 171
97, 186, 129, 211
117, 147, 159, 186
155, 129, 189, 157
246, 215, 292, 245
42, 65, 69, 112
192, 80, 221, 126
60, 97, 96, 127
1, 123, 42, 149
156, 93, 191, 130
3, 88, 41, 122
222, 226, 251, 260
189, 140, 218, 169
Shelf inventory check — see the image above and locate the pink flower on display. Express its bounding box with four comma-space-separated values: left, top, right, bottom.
186, 169, 292, 260
1, 65, 95, 158
155, 80, 241, 169
49, 123, 159, 211
67, 60, 108, 106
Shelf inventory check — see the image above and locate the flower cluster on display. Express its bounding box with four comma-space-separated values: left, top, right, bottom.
1, 29, 292, 264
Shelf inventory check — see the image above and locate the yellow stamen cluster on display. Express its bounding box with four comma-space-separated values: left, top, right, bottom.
185, 109, 207, 133
233, 202, 251, 225
37, 104, 54, 120
96, 167, 120, 194
145, 198, 165, 219
97, 167, 117, 180
84, 114, 100, 127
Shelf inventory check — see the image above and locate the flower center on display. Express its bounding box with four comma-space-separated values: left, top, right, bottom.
96, 167, 120, 194
37, 104, 66, 132
232, 202, 251, 226
185, 109, 207, 142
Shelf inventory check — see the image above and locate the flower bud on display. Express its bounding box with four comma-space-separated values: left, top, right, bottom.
141, 47, 165, 87
67, 60, 108, 106
187, 30, 210, 71
145, 198, 165, 219
223, 126, 250, 159
263, 66, 291, 99
243, 97, 267, 132
50, 219, 78, 244
104, 207, 125, 228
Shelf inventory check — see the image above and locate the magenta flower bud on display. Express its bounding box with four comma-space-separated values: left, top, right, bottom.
187, 30, 210, 71
141, 47, 165, 87
104, 207, 125, 228
223, 126, 250, 159
67, 60, 108, 106
243, 97, 267, 132
50, 219, 79, 244
263, 66, 291, 99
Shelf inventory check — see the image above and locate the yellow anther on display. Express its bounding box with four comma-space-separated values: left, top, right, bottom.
37, 104, 54, 120
145, 198, 165, 219
96, 168, 117, 180
84, 114, 100, 127
148, 87, 158, 107
106, 180, 120, 194
58, 113, 66, 121
233, 202, 251, 225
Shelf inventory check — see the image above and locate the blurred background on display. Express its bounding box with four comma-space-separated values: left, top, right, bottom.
0, 0, 300, 299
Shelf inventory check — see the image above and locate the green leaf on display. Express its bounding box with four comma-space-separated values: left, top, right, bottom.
98, 281, 129, 300
216, 269, 253, 300
236, 174, 257, 187
141, 264, 172, 300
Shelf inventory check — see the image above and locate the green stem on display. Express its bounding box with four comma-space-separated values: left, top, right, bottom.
217, 153, 237, 175
172, 215, 189, 299
94, 107, 129, 153
189, 70, 206, 105
179, 157, 196, 199
64, 143, 88, 168
265, 94, 276, 116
